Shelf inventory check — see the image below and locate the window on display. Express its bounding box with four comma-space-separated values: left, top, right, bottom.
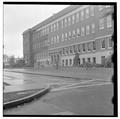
66, 59, 68, 66
72, 14, 75, 24
91, 23, 95, 33
69, 59, 72, 66
65, 33, 68, 40
65, 18, 67, 27
106, 15, 112, 28
86, 25, 90, 35
88, 58, 91, 63
101, 56, 105, 64
87, 42, 91, 51
72, 30, 76, 37
68, 17, 71, 26
101, 39, 105, 48
93, 41, 96, 50
81, 27, 85, 36
65, 47, 69, 54
93, 57, 96, 63
62, 60, 64, 66
108, 37, 113, 48
61, 33, 64, 42
61, 20, 64, 28
91, 6, 94, 16
83, 58, 85, 64
56, 22, 59, 30
78, 44, 81, 52
70, 46, 73, 53
76, 12, 79, 22
51, 37, 53, 44
73, 45, 77, 53
54, 24, 56, 31
77, 28, 80, 37
81, 10, 84, 21
99, 18, 104, 29
54, 36, 56, 44
82, 43, 86, 52
51, 25, 53, 32
57, 35, 59, 43
85, 8, 89, 19
69, 31, 72, 39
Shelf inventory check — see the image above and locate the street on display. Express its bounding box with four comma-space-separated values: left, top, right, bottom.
3, 70, 113, 115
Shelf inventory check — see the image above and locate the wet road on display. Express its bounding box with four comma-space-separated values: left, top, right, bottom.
3, 70, 113, 115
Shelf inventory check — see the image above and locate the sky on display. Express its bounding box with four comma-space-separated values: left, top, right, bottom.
3, 4, 69, 58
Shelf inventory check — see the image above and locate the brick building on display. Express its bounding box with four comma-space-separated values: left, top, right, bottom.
23, 5, 114, 67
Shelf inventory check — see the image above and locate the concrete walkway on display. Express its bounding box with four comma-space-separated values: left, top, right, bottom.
4, 67, 113, 81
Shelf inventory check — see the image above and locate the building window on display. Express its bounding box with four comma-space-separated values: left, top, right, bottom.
101, 56, 105, 64
78, 44, 81, 52
57, 35, 59, 43
77, 28, 80, 37
68, 16, 71, 26
62, 60, 64, 66
72, 30, 76, 37
70, 46, 73, 53
91, 23, 95, 33
69, 59, 72, 66
108, 37, 113, 48
85, 8, 89, 19
69, 31, 72, 39
83, 58, 85, 64
66, 59, 68, 66
81, 10, 84, 21
86, 25, 90, 35
106, 15, 112, 28
91, 6, 94, 16
72, 14, 75, 24
61, 20, 64, 28
101, 39, 105, 49
88, 58, 91, 63
56, 22, 59, 30
61, 33, 64, 42
93, 57, 96, 63
65, 33, 68, 41
65, 18, 67, 27
76, 12, 79, 22
99, 18, 104, 29
82, 43, 86, 52
81, 27, 85, 36
93, 41, 96, 51
87, 42, 91, 51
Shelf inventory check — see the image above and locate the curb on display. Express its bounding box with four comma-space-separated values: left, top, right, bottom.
3, 86, 50, 109
4, 70, 88, 80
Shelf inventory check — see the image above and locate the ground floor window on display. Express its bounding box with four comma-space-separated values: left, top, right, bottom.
93, 57, 96, 63
101, 56, 105, 64
88, 58, 91, 63
69, 59, 72, 66
66, 59, 68, 66
62, 60, 64, 66
83, 58, 85, 64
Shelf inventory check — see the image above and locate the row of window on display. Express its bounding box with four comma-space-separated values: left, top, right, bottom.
33, 5, 112, 40
62, 57, 97, 66
49, 37, 112, 57
49, 15, 112, 45
62, 55, 107, 66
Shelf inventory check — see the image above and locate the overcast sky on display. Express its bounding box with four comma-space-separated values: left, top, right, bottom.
4, 4, 68, 58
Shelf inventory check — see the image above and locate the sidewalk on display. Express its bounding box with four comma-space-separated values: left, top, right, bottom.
4, 67, 113, 81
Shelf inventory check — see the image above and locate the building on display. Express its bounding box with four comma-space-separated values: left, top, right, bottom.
23, 5, 114, 67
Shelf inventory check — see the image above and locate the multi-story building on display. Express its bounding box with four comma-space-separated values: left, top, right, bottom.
23, 5, 114, 67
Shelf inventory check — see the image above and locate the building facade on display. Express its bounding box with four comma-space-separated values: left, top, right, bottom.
23, 5, 114, 67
